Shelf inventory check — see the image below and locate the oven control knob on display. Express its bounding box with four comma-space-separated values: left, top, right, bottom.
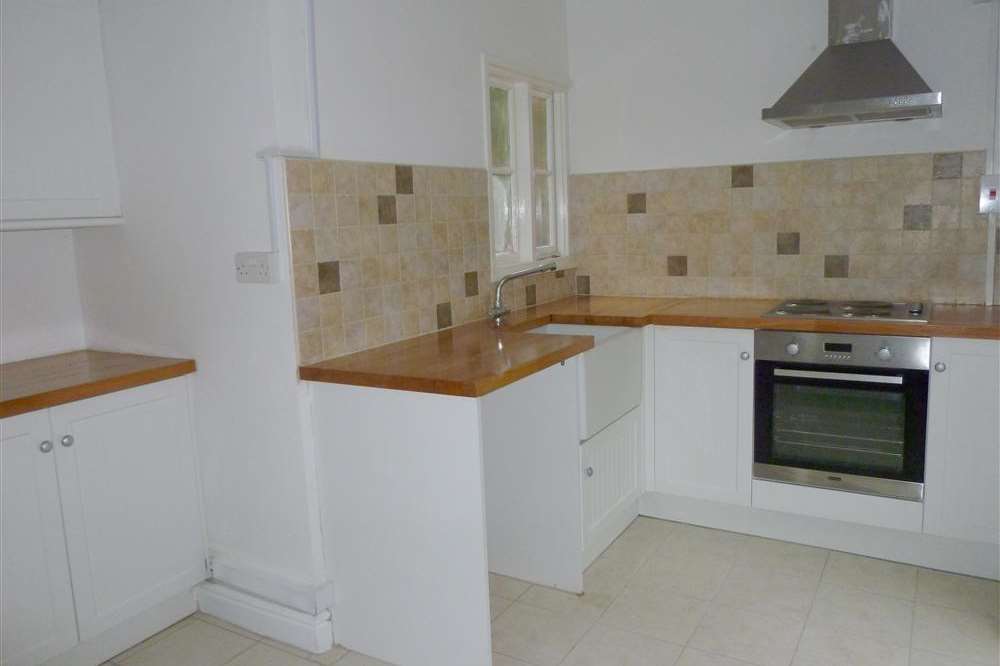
877, 346, 892, 361
785, 342, 800, 356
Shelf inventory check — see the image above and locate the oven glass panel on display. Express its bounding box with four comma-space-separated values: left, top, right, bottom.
772, 383, 906, 475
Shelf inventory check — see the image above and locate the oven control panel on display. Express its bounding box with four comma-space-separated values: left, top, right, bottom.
755, 331, 930, 371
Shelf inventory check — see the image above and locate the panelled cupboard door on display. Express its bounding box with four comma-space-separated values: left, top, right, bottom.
1, 0, 121, 224
653, 326, 754, 505
49, 378, 205, 640
0, 410, 78, 666
923, 338, 1000, 545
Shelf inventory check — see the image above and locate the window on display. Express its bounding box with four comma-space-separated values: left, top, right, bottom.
484, 61, 569, 278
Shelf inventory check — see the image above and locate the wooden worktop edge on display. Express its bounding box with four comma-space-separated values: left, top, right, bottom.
0, 359, 197, 419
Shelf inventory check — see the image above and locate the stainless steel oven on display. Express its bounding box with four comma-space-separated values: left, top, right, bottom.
754, 331, 930, 501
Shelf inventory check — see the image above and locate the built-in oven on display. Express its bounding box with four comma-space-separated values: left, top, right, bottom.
754, 331, 930, 501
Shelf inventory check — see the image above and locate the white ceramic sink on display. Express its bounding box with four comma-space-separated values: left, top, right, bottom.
528, 324, 642, 440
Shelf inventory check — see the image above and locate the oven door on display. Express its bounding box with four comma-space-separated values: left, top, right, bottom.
754, 361, 928, 501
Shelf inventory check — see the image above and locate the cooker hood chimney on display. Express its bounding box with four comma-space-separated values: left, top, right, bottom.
762, 0, 942, 129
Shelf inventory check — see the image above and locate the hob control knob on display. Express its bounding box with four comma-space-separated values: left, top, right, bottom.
876, 346, 892, 361
785, 342, 800, 356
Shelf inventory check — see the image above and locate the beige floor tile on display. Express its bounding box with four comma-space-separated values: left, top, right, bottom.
334, 653, 394, 666
490, 601, 596, 666
654, 524, 748, 565
118, 619, 255, 666
912, 604, 1000, 664
195, 612, 266, 640
492, 653, 531, 665
806, 584, 914, 647
676, 647, 758, 665
738, 537, 829, 578
490, 573, 531, 600
598, 531, 661, 572
688, 602, 805, 666
631, 551, 733, 600
600, 586, 708, 644
581, 555, 638, 606
715, 564, 819, 615
917, 569, 1000, 618
112, 615, 199, 661
910, 648, 995, 665
561, 624, 684, 666
793, 627, 909, 665
517, 584, 609, 617
821, 551, 917, 600
260, 639, 348, 665
226, 643, 316, 666
491, 594, 515, 619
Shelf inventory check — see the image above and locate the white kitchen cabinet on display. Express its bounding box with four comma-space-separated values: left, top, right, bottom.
581, 407, 641, 566
1, 0, 122, 228
1, 411, 78, 666
0, 376, 205, 665
652, 326, 754, 505
923, 337, 1000, 545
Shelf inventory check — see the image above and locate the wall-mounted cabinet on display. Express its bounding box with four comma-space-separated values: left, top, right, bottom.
1, 0, 122, 230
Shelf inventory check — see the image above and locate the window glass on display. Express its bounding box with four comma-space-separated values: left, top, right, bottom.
491, 174, 514, 254
490, 87, 510, 169
533, 174, 552, 249
531, 96, 548, 171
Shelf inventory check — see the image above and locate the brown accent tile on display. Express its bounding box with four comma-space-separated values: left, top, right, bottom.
378, 195, 397, 225
576, 275, 591, 295
555, 270, 565, 278
731, 165, 754, 188
317, 261, 341, 294
395, 165, 414, 194
464, 271, 479, 297
903, 204, 932, 230
667, 255, 688, 276
436, 302, 452, 329
525, 284, 537, 307
824, 255, 849, 278
932, 153, 963, 180
627, 193, 646, 214
776, 232, 800, 255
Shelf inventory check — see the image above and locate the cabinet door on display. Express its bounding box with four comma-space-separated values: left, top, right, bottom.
923, 338, 1000, 545
1, 410, 78, 665
50, 378, 205, 640
1, 0, 121, 224
653, 327, 754, 505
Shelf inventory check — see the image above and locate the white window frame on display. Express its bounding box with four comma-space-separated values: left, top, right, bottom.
482, 58, 571, 281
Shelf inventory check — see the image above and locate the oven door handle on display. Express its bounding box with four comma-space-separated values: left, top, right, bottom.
774, 368, 903, 385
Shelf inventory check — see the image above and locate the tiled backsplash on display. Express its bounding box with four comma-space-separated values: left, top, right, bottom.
286, 158, 574, 364
570, 151, 989, 304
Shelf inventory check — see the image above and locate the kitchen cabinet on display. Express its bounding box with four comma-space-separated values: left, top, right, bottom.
652, 326, 754, 505
923, 337, 1000, 545
0, 376, 204, 665
1, 411, 78, 666
1, 0, 122, 228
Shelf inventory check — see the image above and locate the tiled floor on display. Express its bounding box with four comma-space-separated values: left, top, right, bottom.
109, 517, 1000, 666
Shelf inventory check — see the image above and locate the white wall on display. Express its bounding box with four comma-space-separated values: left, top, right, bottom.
566, 0, 999, 173
74, 0, 324, 588
314, 0, 569, 167
1, 230, 85, 362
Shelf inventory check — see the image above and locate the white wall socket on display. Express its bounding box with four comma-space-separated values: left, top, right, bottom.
980, 175, 999, 215
235, 251, 279, 283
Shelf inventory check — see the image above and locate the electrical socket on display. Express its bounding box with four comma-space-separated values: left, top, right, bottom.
235, 252, 278, 283
980, 175, 999, 215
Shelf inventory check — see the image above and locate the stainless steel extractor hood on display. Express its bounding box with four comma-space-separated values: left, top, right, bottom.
762, 0, 942, 129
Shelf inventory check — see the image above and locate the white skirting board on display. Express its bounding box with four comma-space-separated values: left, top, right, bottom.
207, 554, 334, 615
42, 589, 196, 666
195, 582, 333, 654
640, 490, 1000, 580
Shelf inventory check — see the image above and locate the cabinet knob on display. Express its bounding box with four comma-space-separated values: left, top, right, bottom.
39, 440, 53, 454
60, 434, 74, 447
740, 351, 750, 361
585, 466, 594, 478
934, 362, 947, 373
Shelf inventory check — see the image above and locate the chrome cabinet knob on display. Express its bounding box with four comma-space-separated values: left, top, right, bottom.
934, 362, 947, 373
876, 347, 892, 361
60, 435, 74, 447
785, 342, 800, 356
585, 466, 594, 478
740, 351, 750, 361
39, 440, 53, 453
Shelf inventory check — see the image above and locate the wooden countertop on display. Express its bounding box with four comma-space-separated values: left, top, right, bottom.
300, 296, 1000, 397
1, 350, 196, 418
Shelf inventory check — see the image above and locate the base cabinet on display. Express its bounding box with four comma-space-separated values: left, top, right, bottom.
923, 338, 1000, 545
0, 377, 205, 665
652, 326, 754, 506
